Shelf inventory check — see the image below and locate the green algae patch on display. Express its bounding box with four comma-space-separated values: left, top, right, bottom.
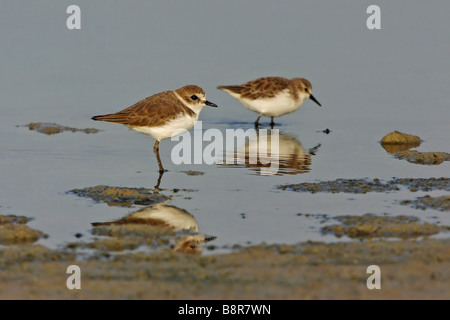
20, 122, 100, 135
69, 185, 170, 207
0, 215, 46, 245
401, 195, 450, 212
321, 214, 444, 239
393, 150, 450, 165
278, 177, 449, 194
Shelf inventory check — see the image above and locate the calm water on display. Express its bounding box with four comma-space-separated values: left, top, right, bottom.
1, 1, 449, 250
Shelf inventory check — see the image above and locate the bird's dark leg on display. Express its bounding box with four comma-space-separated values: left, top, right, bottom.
153, 170, 164, 193
153, 140, 165, 173
270, 116, 275, 128
255, 114, 262, 128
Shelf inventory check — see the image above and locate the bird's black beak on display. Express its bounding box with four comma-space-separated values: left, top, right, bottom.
310, 94, 321, 107
205, 100, 218, 107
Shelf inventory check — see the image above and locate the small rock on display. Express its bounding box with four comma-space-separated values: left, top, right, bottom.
381, 131, 421, 153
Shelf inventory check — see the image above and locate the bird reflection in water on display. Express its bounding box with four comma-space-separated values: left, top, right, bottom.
220, 130, 320, 175
92, 203, 215, 254
153, 171, 164, 193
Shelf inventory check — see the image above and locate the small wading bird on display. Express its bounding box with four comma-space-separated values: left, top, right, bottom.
217, 76, 321, 127
92, 85, 218, 173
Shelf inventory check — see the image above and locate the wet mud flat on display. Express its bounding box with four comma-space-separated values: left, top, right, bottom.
321, 214, 448, 239
0, 232, 448, 299
18, 122, 100, 135
277, 177, 449, 194
1, 178, 449, 299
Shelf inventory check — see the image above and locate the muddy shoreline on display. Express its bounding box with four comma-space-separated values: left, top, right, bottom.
1, 236, 448, 299
1, 177, 449, 299
3, 128, 449, 299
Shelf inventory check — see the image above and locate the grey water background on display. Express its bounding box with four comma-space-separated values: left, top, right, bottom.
0, 1, 449, 250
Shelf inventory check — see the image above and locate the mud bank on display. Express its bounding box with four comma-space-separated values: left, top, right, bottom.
0, 215, 46, 245
393, 150, 450, 165
0, 238, 448, 299
278, 177, 449, 194
401, 195, 450, 212
0, 213, 449, 299
321, 214, 446, 239
19, 122, 100, 135
69, 185, 170, 207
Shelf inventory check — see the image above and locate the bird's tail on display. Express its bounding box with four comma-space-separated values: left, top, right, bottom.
91, 112, 128, 123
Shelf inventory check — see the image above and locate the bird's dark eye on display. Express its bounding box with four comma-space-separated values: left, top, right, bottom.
191, 95, 198, 100
304, 88, 308, 92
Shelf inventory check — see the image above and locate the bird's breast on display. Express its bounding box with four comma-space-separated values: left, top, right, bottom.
130, 113, 198, 141
240, 90, 303, 116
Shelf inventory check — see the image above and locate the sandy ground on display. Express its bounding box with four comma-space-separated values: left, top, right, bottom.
1, 213, 449, 300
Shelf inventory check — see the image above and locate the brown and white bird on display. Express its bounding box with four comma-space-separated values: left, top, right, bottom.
92, 85, 218, 172
217, 76, 321, 127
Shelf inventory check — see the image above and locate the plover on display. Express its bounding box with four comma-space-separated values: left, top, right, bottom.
92, 85, 218, 172
217, 76, 321, 127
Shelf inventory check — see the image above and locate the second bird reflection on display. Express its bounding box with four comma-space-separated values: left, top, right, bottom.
92, 203, 216, 254
220, 130, 320, 175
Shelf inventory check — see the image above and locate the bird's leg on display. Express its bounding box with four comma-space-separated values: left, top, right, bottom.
153, 170, 164, 193
270, 116, 275, 128
153, 140, 165, 173
255, 114, 262, 128
153, 140, 160, 153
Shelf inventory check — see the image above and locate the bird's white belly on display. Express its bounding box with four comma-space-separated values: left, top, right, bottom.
131, 204, 199, 232
239, 90, 303, 117
131, 114, 197, 141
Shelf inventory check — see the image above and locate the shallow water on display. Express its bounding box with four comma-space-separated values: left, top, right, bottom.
1, 1, 449, 251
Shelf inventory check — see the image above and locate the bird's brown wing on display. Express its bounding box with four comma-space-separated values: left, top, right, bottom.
92, 91, 195, 127
218, 77, 289, 100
